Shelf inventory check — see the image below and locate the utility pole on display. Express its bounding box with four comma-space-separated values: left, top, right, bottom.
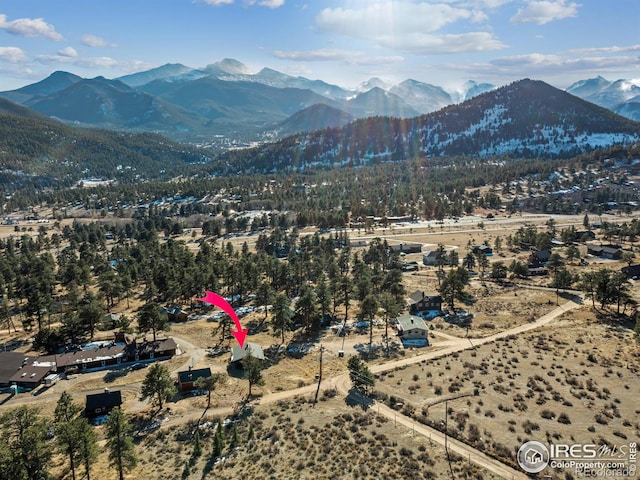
313, 345, 323, 406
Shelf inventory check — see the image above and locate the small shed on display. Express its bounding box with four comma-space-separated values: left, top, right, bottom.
177, 367, 212, 392
85, 390, 122, 418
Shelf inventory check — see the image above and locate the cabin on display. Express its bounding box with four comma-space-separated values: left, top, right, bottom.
528, 249, 551, 266
55, 343, 127, 373
422, 251, 438, 266
396, 315, 429, 342
177, 367, 212, 392
472, 245, 493, 256
622, 264, 640, 280
230, 343, 265, 369
161, 305, 189, 322
85, 390, 122, 418
402, 261, 419, 272
389, 243, 422, 254
587, 244, 623, 260
407, 291, 442, 317
126, 338, 178, 361
574, 230, 596, 242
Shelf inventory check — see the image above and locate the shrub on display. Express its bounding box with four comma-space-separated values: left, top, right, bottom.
557, 413, 571, 424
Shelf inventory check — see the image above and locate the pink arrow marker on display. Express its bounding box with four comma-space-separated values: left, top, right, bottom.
195, 291, 248, 348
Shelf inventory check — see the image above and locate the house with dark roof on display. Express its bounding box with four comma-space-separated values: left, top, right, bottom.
587, 244, 623, 260
472, 245, 493, 256
0, 352, 56, 390
0, 352, 36, 387
85, 390, 122, 418
125, 338, 178, 361
389, 243, 422, 254
622, 264, 640, 279
177, 367, 212, 392
407, 291, 442, 316
528, 249, 551, 266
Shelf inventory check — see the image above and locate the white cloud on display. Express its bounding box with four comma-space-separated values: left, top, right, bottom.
569, 44, 640, 55
446, 52, 640, 80
0, 14, 63, 40
197, 0, 285, 6
273, 48, 403, 65
0, 46, 28, 63
74, 56, 121, 68
58, 46, 78, 58
196, 0, 235, 5
258, 0, 285, 7
317, 2, 473, 37
81, 34, 117, 48
315, 1, 506, 54
381, 31, 506, 53
510, 0, 580, 25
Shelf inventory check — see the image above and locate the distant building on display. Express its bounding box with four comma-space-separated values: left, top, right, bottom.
402, 261, 420, 272
472, 245, 493, 256
389, 243, 422, 254
574, 230, 596, 242
528, 249, 551, 266
621, 264, 640, 280
85, 390, 122, 418
587, 244, 623, 260
422, 251, 439, 266
396, 315, 429, 342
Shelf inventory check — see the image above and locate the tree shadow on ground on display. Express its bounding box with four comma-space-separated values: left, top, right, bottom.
345, 388, 375, 411
103, 368, 129, 383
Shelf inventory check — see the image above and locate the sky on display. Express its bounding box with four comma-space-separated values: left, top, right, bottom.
1, 0, 639, 92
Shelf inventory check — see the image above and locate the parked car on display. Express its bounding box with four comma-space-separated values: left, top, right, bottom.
130, 362, 147, 371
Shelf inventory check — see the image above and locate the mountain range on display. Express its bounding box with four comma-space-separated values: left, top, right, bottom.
1, 73, 639, 185
0, 59, 492, 143
3, 59, 638, 148
567, 76, 640, 121
217, 79, 640, 174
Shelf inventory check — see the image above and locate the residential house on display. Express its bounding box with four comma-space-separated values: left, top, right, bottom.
230, 343, 265, 369
402, 261, 420, 272
587, 244, 623, 260
528, 249, 551, 266
389, 243, 422, 254
396, 315, 429, 342
472, 245, 493, 256
85, 390, 122, 418
177, 367, 212, 392
161, 305, 189, 323
124, 338, 178, 362
407, 291, 442, 316
574, 230, 596, 242
622, 264, 640, 280
422, 251, 439, 266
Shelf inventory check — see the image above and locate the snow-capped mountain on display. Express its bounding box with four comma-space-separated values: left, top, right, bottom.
228, 79, 640, 173
567, 76, 640, 121
2, 59, 639, 144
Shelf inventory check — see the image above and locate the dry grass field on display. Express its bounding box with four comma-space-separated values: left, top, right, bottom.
131, 395, 503, 480
1, 211, 639, 479
374, 307, 640, 478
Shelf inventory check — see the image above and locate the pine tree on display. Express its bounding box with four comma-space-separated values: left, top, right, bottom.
106, 408, 137, 480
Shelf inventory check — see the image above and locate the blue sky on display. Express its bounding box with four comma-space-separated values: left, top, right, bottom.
1, 0, 639, 91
